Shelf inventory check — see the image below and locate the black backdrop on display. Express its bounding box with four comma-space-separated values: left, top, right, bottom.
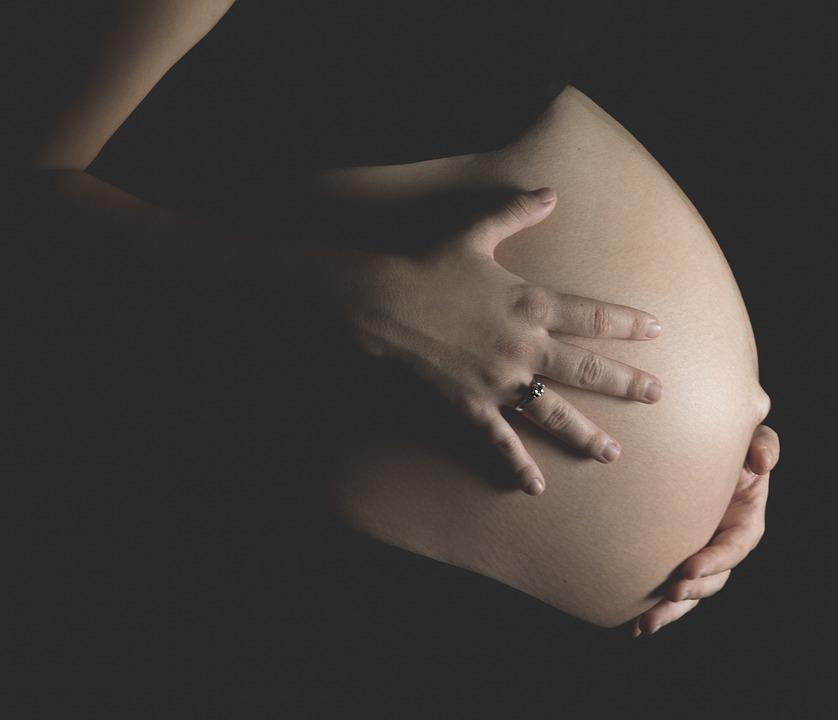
4, 1, 835, 717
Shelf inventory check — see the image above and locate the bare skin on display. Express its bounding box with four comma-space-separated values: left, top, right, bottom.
313, 86, 778, 629
15, 1, 779, 635
634, 425, 778, 636
24, 0, 665, 493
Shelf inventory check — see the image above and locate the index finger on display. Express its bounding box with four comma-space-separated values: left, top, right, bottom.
547, 291, 662, 340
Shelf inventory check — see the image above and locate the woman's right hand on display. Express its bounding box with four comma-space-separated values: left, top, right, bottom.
346, 187, 664, 496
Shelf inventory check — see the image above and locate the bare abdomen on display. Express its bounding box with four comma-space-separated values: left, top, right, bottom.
315, 86, 769, 627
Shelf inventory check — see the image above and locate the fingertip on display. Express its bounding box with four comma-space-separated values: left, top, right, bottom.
747, 443, 774, 475
759, 445, 776, 470
599, 441, 620, 463
642, 379, 663, 403
644, 320, 662, 339
755, 425, 780, 455
530, 187, 556, 204
523, 477, 545, 496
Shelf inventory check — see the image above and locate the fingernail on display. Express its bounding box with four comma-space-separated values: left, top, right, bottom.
525, 477, 544, 495
531, 187, 556, 204
643, 380, 662, 403
602, 442, 620, 462
650, 623, 662, 635
681, 589, 690, 600
645, 321, 662, 338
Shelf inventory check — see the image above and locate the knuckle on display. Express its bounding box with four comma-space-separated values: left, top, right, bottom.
733, 536, 753, 558
539, 346, 552, 370
513, 287, 551, 325
495, 335, 535, 361
504, 195, 531, 223
543, 401, 574, 433
631, 312, 646, 337
677, 580, 693, 598
462, 397, 490, 423
480, 364, 510, 391
589, 302, 612, 337
492, 432, 519, 457
576, 351, 605, 387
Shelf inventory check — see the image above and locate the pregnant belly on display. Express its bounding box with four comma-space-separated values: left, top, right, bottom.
306, 85, 770, 627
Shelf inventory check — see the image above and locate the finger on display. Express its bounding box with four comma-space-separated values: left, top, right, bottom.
664, 568, 732, 602
472, 404, 546, 496
539, 340, 663, 403
746, 424, 780, 475
543, 290, 662, 340
636, 597, 701, 636
466, 188, 557, 256
518, 384, 621, 463
680, 524, 760, 580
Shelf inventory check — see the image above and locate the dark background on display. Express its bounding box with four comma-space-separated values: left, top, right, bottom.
3, 1, 835, 717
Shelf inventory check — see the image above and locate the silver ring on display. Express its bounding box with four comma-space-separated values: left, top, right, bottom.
514, 379, 546, 411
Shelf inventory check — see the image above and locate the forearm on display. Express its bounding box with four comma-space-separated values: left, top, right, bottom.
13, 169, 386, 344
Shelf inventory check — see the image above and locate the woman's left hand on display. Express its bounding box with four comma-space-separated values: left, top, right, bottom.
631, 423, 780, 637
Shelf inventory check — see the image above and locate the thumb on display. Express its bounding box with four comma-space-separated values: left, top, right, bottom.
464, 187, 557, 256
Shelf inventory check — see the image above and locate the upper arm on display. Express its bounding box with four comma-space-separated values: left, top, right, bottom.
28, 0, 236, 172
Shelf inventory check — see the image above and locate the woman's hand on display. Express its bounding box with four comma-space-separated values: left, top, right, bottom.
346, 187, 664, 496
631, 423, 780, 637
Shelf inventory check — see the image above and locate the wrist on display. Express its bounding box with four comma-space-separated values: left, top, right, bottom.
235, 230, 414, 357
323, 249, 420, 361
